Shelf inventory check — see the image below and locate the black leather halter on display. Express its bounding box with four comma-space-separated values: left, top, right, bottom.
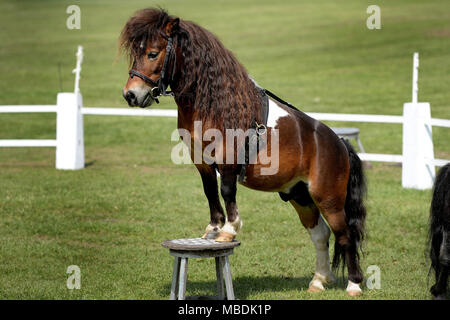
128, 36, 176, 103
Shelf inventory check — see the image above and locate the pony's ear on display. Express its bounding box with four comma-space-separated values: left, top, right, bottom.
165, 17, 180, 36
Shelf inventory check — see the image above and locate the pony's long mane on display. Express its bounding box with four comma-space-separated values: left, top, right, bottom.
120, 8, 263, 131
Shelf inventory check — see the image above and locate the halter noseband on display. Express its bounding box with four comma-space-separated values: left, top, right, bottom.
128, 36, 176, 104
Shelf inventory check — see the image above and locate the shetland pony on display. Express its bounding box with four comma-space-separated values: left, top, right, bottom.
429, 163, 450, 299
120, 8, 367, 296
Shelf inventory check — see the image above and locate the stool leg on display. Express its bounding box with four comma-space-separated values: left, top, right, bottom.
170, 257, 181, 300
356, 136, 366, 153
178, 258, 188, 300
223, 256, 235, 300
215, 257, 225, 300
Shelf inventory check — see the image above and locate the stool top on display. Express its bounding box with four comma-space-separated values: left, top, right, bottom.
331, 127, 360, 136
162, 238, 240, 251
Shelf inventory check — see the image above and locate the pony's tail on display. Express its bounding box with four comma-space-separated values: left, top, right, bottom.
332, 139, 367, 280
428, 163, 450, 297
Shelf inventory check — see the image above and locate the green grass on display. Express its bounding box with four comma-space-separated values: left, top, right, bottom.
0, 0, 449, 299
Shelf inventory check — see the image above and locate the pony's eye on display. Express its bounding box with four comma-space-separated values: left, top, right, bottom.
148, 51, 159, 60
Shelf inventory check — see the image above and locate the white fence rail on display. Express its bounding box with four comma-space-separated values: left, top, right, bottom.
307, 113, 403, 124
0, 49, 448, 190
0, 106, 58, 113
82, 107, 177, 117
1, 100, 448, 188
0, 105, 59, 148
431, 118, 450, 128
0, 139, 57, 147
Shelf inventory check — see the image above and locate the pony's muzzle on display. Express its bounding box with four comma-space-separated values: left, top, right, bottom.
123, 90, 137, 106
123, 88, 154, 107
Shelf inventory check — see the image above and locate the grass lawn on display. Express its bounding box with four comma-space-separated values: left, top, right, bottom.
0, 0, 449, 299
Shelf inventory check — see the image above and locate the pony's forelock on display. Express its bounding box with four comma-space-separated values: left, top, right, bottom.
119, 8, 171, 65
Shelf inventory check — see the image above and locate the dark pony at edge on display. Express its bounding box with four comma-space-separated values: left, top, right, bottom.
429, 163, 450, 299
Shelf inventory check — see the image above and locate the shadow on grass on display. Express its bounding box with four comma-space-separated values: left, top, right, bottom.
85, 160, 97, 168
159, 275, 349, 299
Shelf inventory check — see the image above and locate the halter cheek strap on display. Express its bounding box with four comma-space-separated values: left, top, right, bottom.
128, 36, 176, 103
129, 69, 159, 87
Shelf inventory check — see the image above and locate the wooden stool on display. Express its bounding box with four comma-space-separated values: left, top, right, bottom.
162, 238, 240, 300
331, 127, 366, 153
331, 127, 372, 167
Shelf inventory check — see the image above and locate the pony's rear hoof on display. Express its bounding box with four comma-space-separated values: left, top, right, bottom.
215, 232, 235, 242
307, 277, 326, 293
307, 285, 324, 293
346, 281, 362, 297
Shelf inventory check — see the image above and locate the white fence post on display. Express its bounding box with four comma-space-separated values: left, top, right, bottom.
56, 92, 85, 170
73, 46, 83, 94
401, 53, 435, 189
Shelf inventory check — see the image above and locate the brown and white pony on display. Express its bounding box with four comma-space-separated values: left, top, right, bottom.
120, 8, 367, 296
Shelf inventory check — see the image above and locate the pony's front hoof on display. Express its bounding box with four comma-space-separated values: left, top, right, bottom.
347, 290, 363, 297
202, 231, 219, 240
215, 232, 235, 242
202, 225, 221, 239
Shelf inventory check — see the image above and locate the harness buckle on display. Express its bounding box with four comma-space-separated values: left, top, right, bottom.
255, 122, 267, 136
151, 86, 161, 99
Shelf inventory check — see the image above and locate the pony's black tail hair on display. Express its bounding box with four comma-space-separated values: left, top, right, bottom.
428, 163, 450, 298
332, 139, 367, 280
